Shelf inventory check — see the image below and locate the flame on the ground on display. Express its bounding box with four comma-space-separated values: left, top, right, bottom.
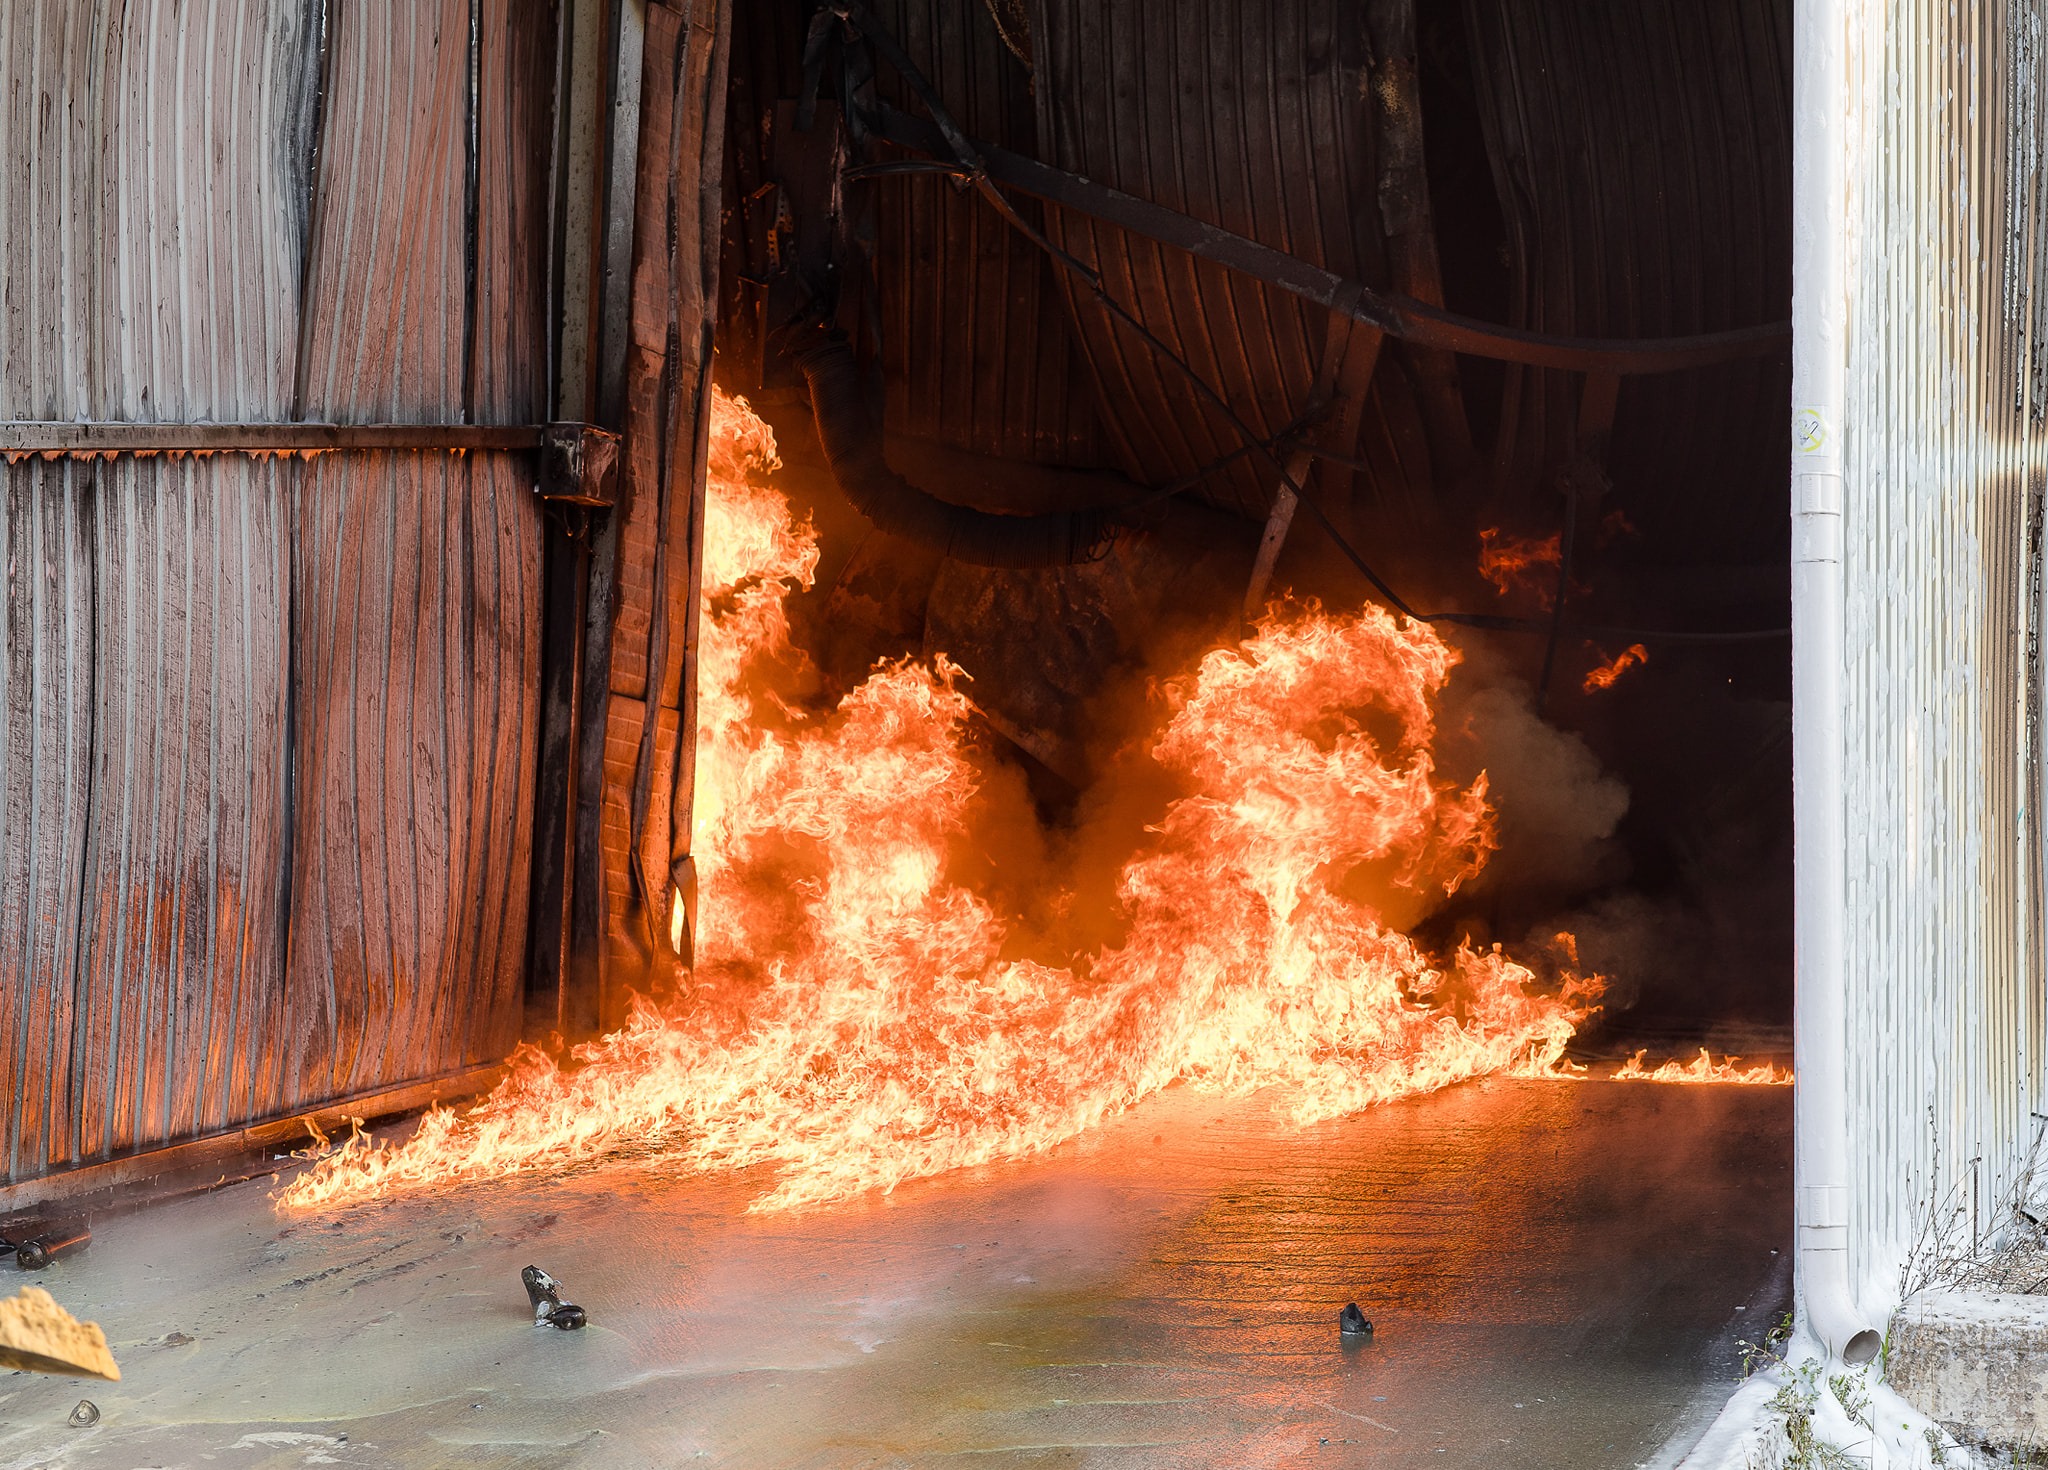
1610, 1048, 1792, 1085
1583, 644, 1649, 693
280, 391, 1601, 1214
1476, 528, 1562, 601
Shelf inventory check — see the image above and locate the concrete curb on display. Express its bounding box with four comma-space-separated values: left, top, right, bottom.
1889, 1289, 2048, 1448
1671, 1375, 1781, 1469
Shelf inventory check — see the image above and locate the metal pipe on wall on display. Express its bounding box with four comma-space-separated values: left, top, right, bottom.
530, 0, 622, 1041
567, 0, 646, 1033
1789, 0, 1881, 1366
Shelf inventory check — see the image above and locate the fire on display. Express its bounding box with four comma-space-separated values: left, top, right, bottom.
1610, 1048, 1792, 1085
281, 391, 1602, 1214
1476, 527, 1561, 600
1582, 644, 1649, 692
1600, 508, 1637, 543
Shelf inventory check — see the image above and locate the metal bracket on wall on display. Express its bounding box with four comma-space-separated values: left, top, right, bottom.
536, 422, 623, 541
537, 422, 621, 506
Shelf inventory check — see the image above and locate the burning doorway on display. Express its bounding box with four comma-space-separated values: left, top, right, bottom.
413, 0, 1796, 1204
1, 0, 1801, 1462
0, 0, 1796, 1213
359, 0, 1796, 1210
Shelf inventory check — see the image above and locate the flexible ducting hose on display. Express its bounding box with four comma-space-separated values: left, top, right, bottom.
790, 332, 1114, 568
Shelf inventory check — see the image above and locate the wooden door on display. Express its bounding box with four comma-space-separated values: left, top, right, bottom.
0, 0, 553, 1187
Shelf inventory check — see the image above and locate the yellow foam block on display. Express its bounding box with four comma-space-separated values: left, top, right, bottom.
0, 1286, 120, 1381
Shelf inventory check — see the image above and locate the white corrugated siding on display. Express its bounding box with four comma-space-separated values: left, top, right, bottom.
1840, 0, 2048, 1302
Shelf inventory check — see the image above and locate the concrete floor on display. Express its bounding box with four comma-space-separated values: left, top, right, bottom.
0, 1076, 1790, 1470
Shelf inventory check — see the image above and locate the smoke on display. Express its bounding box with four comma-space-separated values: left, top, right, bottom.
1439, 670, 1631, 906
1514, 891, 1666, 1015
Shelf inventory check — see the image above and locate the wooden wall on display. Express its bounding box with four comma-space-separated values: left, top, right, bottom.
0, 0, 553, 1185
282, 0, 548, 1110
591, 0, 731, 999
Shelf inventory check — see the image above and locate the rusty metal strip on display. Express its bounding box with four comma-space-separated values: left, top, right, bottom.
1, 422, 547, 456
869, 105, 1790, 376
2, 423, 623, 515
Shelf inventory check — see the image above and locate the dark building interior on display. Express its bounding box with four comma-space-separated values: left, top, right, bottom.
713, 0, 1794, 1039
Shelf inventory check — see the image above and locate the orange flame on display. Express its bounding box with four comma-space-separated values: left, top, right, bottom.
1610, 1048, 1792, 1085
1599, 508, 1638, 545
1582, 644, 1649, 693
1476, 528, 1561, 600
280, 391, 1602, 1214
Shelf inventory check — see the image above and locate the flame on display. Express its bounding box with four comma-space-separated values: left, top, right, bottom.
1610, 1048, 1792, 1085
280, 391, 1603, 1214
1476, 528, 1562, 601
1599, 508, 1637, 545
1582, 644, 1649, 692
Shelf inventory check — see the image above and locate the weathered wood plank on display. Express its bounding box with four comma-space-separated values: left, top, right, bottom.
465, 0, 550, 1071
286, 452, 542, 1103
294, 0, 469, 421
285, 0, 547, 1105
477, 0, 558, 428
606, 342, 672, 703
599, 690, 679, 997
2, 0, 549, 1186
0, 465, 95, 1185
593, 0, 731, 992
0, 0, 306, 1184
75, 457, 292, 1156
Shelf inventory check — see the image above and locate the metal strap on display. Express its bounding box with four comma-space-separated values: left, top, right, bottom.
0, 422, 547, 456
1, 421, 622, 513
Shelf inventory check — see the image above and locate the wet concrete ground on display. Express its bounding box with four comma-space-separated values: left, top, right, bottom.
0, 1076, 1790, 1469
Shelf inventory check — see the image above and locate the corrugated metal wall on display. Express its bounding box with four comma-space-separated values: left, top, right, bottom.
1839, 0, 2048, 1299
1030, 0, 1430, 525
868, 1, 1106, 467
0, 1, 552, 1185
0, 0, 306, 1183
1462, 0, 1793, 571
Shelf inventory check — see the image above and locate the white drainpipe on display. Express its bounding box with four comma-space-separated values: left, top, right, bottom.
1790, 0, 1882, 1366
